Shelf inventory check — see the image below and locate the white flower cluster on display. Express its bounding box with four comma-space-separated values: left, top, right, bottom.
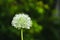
11, 13, 32, 29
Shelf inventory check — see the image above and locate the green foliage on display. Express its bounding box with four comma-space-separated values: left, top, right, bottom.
0, 0, 59, 40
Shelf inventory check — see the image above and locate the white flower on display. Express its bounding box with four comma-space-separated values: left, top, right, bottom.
11, 13, 32, 29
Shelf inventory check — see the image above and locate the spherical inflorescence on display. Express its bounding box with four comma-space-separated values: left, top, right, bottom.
11, 13, 32, 29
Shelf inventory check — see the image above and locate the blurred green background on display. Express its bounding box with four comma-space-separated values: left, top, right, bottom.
0, 0, 60, 40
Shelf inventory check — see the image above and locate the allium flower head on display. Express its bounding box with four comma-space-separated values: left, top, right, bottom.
11, 13, 32, 29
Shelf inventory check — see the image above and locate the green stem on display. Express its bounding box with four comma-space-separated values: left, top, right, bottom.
21, 29, 23, 40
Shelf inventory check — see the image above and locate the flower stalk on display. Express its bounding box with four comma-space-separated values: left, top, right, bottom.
21, 29, 23, 40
